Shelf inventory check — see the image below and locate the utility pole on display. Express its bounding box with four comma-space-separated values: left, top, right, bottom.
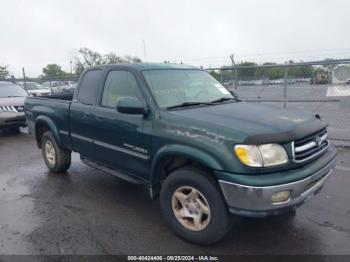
142, 40, 148, 62
70, 61, 73, 74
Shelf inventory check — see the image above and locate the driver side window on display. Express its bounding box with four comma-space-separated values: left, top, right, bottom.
101, 71, 143, 108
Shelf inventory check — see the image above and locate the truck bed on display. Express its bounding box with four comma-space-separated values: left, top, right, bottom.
38, 94, 74, 101
24, 95, 73, 148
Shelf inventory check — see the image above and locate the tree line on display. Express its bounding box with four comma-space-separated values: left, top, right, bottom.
0, 47, 143, 79
0, 52, 342, 80
210, 61, 324, 81
0, 65, 10, 79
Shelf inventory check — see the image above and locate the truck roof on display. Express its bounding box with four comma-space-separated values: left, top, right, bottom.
90, 63, 198, 71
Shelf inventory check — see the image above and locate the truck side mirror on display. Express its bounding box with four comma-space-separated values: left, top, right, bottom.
116, 97, 148, 115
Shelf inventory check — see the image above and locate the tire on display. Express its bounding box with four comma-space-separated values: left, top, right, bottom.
160, 166, 232, 245
41, 131, 71, 173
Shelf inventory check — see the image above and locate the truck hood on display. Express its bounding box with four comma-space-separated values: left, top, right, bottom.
0, 97, 26, 106
169, 102, 327, 144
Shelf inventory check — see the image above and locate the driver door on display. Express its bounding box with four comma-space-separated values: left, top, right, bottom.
90, 70, 152, 180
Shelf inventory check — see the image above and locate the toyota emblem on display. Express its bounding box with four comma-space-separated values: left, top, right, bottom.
315, 136, 322, 147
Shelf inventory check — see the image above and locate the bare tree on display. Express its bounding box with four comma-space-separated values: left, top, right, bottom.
73, 48, 142, 74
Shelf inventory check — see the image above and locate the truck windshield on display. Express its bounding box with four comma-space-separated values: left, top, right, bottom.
0, 83, 28, 97
142, 70, 233, 108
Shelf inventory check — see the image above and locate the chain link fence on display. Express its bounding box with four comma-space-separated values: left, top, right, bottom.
4, 60, 350, 146
8, 74, 80, 96
208, 59, 350, 146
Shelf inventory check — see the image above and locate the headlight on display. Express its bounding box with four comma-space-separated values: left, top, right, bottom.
234, 144, 288, 167
258, 144, 288, 167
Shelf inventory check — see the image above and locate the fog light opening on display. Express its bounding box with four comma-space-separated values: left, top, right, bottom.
271, 191, 291, 204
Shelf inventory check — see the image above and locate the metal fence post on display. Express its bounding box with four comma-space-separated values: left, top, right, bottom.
234, 67, 238, 91
49, 77, 53, 94
230, 68, 234, 89
22, 67, 27, 90
283, 66, 288, 108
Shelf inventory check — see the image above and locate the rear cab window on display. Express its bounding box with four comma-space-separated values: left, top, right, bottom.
77, 69, 103, 105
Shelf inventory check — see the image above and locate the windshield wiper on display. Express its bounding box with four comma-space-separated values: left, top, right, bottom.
7, 96, 23, 97
166, 101, 213, 110
210, 97, 239, 103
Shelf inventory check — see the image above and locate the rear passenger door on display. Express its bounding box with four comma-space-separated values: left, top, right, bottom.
91, 70, 152, 180
69, 69, 102, 157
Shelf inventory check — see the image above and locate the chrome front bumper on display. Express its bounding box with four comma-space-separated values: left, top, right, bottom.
219, 159, 336, 217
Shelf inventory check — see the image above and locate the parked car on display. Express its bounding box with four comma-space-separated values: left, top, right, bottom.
42, 81, 74, 94
269, 79, 284, 85
0, 81, 28, 131
346, 79, 350, 85
21, 82, 51, 96
60, 83, 76, 95
24, 63, 336, 245
239, 80, 262, 85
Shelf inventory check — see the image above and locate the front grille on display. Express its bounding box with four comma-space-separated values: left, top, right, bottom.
292, 128, 329, 163
14, 106, 24, 112
0, 105, 18, 112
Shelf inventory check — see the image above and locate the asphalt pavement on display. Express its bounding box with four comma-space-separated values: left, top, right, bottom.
0, 129, 350, 255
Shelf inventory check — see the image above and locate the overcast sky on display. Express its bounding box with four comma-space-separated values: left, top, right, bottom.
1, 0, 350, 76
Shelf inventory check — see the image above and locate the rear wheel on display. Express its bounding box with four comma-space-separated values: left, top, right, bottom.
41, 131, 71, 173
160, 166, 232, 245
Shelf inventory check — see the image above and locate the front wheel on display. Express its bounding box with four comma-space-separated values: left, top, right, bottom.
160, 167, 232, 245
41, 131, 71, 173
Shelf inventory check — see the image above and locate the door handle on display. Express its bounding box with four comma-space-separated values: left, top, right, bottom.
96, 115, 104, 121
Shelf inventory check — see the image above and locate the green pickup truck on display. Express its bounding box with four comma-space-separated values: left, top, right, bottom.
24, 63, 336, 245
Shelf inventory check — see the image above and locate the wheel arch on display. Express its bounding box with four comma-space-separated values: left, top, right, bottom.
35, 116, 62, 148
149, 144, 224, 198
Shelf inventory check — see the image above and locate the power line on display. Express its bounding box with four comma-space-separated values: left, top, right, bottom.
179, 48, 350, 63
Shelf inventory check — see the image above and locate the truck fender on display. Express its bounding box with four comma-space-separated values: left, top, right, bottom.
150, 144, 223, 191
35, 116, 63, 147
